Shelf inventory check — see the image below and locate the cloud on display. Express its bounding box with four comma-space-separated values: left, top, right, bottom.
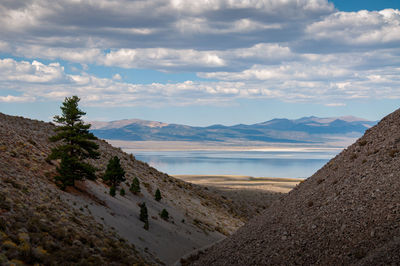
295, 9, 400, 53
0, 0, 334, 50
0, 58, 67, 83
0, 1, 399, 108
10, 43, 293, 72
1, 58, 399, 108
14, 46, 102, 64
100, 48, 226, 70
325, 103, 346, 107
112, 73, 122, 80
0, 95, 35, 103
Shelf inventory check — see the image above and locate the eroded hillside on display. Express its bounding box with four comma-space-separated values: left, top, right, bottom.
0, 113, 244, 265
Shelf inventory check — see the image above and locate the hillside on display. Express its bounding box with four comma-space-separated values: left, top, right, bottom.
90, 116, 376, 144
0, 113, 245, 265
190, 109, 400, 265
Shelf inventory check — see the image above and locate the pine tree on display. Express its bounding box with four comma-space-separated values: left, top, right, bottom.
130, 177, 141, 194
154, 188, 162, 201
139, 202, 149, 230
160, 209, 169, 220
49, 96, 99, 189
103, 156, 126, 188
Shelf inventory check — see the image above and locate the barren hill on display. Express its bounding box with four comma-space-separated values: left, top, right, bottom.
0, 113, 244, 265
190, 109, 400, 265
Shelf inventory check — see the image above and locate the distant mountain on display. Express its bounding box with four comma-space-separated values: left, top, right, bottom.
90, 116, 377, 144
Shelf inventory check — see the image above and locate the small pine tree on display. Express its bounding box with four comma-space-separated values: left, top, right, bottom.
109, 186, 116, 197
120, 188, 125, 196
103, 156, 126, 188
130, 177, 140, 194
160, 209, 169, 220
48, 96, 99, 189
139, 202, 149, 230
154, 188, 162, 201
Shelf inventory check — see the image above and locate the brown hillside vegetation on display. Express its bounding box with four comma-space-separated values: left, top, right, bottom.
191, 109, 400, 265
0, 113, 244, 265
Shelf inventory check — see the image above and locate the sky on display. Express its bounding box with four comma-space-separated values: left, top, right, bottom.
0, 0, 399, 126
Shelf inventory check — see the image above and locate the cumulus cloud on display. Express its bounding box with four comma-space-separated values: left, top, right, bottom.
0, 58, 67, 83
1, 58, 399, 108
0, 95, 35, 103
295, 9, 400, 53
14, 46, 102, 64
0, 0, 334, 50
0, 1, 399, 106
100, 48, 226, 70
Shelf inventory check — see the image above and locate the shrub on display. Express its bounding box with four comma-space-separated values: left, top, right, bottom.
154, 188, 162, 202
130, 177, 140, 194
120, 188, 125, 196
359, 140, 367, 146
389, 149, 399, 158
109, 186, 116, 197
139, 203, 149, 230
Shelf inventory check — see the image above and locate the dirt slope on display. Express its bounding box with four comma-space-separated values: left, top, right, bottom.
191, 108, 400, 265
0, 113, 243, 265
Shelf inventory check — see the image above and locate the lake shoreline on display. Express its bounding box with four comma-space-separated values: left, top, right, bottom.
107, 139, 348, 152
173, 175, 303, 194
109, 139, 339, 178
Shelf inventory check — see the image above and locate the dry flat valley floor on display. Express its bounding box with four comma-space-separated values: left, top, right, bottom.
174, 175, 301, 194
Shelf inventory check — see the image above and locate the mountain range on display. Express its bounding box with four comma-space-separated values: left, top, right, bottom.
90, 116, 377, 144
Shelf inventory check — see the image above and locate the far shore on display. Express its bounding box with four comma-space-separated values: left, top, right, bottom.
173, 175, 304, 194
106, 139, 348, 152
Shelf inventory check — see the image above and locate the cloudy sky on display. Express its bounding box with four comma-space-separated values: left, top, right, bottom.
0, 0, 399, 125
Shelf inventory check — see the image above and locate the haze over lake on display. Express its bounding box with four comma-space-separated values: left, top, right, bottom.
130, 149, 340, 178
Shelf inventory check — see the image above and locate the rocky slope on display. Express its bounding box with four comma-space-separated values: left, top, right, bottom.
0, 113, 244, 265
190, 108, 400, 265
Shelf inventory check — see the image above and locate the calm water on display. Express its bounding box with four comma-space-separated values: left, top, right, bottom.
129, 150, 340, 178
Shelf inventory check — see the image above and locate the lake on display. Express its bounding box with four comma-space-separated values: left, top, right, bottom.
129, 149, 340, 178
